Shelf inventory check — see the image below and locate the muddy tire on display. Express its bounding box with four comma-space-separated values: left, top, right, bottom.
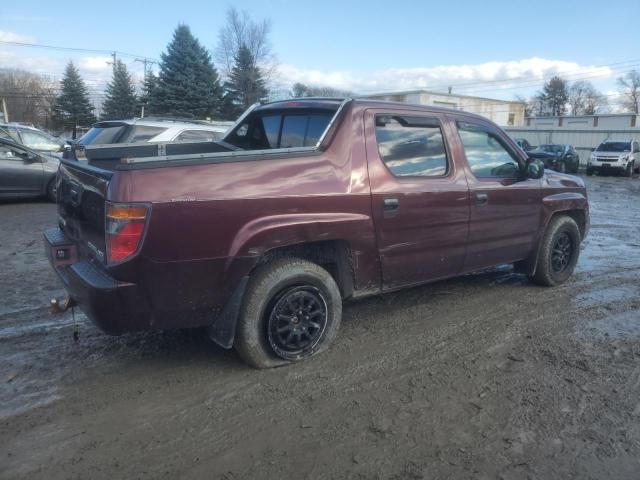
235, 258, 342, 369
531, 216, 581, 287
46, 178, 57, 202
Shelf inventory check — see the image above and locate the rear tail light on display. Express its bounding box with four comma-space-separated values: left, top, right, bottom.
105, 203, 150, 264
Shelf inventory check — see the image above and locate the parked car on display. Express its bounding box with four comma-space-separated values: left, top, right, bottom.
64, 118, 230, 160
587, 140, 639, 177
528, 144, 580, 173
45, 98, 589, 368
0, 122, 64, 155
513, 137, 534, 151
0, 137, 59, 201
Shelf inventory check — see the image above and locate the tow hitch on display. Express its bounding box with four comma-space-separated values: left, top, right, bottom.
50, 295, 77, 314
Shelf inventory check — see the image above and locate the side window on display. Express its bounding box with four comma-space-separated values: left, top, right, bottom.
119, 126, 166, 143
0, 145, 25, 161
175, 130, 222, 142
457, 122, 521, 178
375, 115, 448, 177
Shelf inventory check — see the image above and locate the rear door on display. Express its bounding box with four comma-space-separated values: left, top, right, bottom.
0, 143, 44, 195
452, 118, 541, 271
365, 108, 470, 290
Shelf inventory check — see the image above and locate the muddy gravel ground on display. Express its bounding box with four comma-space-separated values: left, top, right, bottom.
1, 175, 640, 480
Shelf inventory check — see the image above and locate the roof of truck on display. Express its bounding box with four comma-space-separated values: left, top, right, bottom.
258, 97, 491, 122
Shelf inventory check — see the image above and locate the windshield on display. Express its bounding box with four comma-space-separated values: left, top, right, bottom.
537, 144, 564, 153
596, 142, 630, 152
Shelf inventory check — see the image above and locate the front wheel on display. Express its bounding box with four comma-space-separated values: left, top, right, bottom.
557, 161, 566, 173
235, 258, 342, 368
531, 216, 581, 286
626, 163, 634, 178
586, 168, 594, 176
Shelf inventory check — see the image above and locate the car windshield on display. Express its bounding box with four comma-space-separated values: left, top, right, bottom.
596, 142, 630, 152
538, 144, 564, 153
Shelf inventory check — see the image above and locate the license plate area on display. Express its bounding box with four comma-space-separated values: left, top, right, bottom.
49, 243, 78, 267
45, 228, 79, 267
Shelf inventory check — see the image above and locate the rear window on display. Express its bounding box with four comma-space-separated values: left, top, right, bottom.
225, 110, 334, 150
78, 126, 126, 145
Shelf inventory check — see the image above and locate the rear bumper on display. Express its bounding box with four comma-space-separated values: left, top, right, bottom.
44, 228, 151, 334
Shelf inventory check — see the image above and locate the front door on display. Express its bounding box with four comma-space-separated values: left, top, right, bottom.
451, 119, 542, 272
0, 144, 44, 196
365, 108, 470, 290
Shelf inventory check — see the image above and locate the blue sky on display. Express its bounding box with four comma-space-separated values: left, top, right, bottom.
1, 0, 639, 105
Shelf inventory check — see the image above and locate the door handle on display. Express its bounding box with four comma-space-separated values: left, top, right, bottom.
475, 193, 488, 206
383, 197, 400, 216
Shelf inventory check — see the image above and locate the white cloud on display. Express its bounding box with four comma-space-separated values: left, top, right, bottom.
276, 57, 613, 97
0, 30, 37, 44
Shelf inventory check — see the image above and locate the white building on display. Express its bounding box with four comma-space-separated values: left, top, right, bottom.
358, 89, 526, 127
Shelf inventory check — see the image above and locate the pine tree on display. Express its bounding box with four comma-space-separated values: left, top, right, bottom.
139, 70, 158, 116
223, 44, 268, 119
153, 24, 223, 118
537, 76, 569, 117
52, 62, 96, 138
101, 60, 138, 120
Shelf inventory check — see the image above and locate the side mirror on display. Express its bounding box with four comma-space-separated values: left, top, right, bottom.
525, 157, 545, 179
24, 152, 40, 163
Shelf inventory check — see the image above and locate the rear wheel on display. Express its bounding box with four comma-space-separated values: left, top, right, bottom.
531, 216, 581, 286
235, 258, 342, 368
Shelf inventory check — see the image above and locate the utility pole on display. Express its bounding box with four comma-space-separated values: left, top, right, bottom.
0, 97, 8, 122
110, 52, 117, 74
135, 58, 157, 118
135, 58, 155, 78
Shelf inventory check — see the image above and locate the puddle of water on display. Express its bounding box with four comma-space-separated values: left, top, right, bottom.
581, 310, 640, 339
573, 284, 639, 309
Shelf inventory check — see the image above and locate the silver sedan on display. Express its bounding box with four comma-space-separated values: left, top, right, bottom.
0, 138, 59, 201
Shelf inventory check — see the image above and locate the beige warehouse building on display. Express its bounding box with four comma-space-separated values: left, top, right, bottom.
358, 89, 526, 127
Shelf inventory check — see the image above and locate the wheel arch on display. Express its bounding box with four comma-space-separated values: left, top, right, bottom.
517, 196, 588, 276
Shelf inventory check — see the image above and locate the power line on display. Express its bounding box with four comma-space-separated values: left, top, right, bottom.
0, 40, 158, 62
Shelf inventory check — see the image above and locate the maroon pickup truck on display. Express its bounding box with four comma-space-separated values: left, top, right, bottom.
45, 98, 589, 368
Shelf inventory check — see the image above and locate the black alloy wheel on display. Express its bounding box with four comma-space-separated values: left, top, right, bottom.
551, 232, 573, 273
267, 285, 328, 359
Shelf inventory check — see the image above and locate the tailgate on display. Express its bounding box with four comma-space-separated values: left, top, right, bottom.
56, 160, 112, 264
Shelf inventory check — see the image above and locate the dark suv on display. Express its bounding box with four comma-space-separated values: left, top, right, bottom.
529, 144, 580, 173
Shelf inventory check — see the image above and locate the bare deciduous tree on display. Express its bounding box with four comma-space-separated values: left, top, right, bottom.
0, 68, 57, 127
617, 70, 640, 114
568, 80, 607, 115
215, 8, 276, 80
